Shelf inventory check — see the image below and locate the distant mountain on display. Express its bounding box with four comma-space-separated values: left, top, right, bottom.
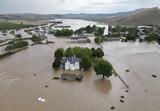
0, 7, 159, 26
106, 7, 160, 26
0, 13, 58, 20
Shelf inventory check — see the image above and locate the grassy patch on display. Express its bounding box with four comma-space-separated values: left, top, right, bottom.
5, 39, 29, 51
0, 22, 35, 31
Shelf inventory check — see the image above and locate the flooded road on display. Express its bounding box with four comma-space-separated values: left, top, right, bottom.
0, 19, 160, 111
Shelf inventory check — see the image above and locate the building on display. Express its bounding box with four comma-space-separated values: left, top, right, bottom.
61, 57, 81, 71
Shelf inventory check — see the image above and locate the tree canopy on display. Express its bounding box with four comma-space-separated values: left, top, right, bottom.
74, 25, 105, 36
94, 59, 113, 78
54, 48, 64, 59
55, 29, 73, 36
94, 36, 103, 44
5, 39, 28, 51
91, 48, 104, 58
80, 54, 92, 70
64, 47, 74, 57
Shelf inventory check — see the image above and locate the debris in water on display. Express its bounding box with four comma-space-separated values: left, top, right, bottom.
145, 90, 148, 92
121, 96, 125, 99
38, 97, 46, 102
33, 74, 37, 76
152, 75, 157, 78
45, 85, 48, 88
120, 99, 125, 103
52, 77, 59, 80
125, 90, 129, 93
110, 106, 115, 110
125, 70, 130, 72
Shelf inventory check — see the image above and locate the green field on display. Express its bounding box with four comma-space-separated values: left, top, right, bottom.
0, 22, 35, 31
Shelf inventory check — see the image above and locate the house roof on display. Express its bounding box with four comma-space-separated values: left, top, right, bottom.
62, 57, 81, 64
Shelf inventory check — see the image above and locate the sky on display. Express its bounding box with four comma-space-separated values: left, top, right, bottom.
0, 0, 160, 14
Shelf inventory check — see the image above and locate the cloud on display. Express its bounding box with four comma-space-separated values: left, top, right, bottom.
0, 0, 159, 14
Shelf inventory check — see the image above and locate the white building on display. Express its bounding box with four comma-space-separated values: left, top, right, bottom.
62, 57, 81, 71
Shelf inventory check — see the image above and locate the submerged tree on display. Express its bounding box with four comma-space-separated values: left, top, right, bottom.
80, 54, 92, 70
64, 47, 74, 57
94, 59, 113, 78
54, 48, 64, 59
52, 58, 61, 69
94, 36, 103, 45
91, 48, 104, 58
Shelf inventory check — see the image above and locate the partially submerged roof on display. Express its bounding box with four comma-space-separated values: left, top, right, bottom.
62, 57, 81, 64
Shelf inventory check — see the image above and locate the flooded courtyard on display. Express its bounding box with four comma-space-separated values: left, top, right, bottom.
0, 19, 160, 111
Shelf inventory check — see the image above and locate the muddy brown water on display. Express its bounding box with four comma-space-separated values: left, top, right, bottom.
0, 19, 160, 110
0, 39, 160, 111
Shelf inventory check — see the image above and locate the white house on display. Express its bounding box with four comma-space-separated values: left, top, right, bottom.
62, 57, 81, 71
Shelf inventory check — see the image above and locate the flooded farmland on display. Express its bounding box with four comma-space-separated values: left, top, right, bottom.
0, 19, 160, 111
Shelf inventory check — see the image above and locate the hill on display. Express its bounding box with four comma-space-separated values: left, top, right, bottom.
106, 7, 160, 26
0, 7, 159, 26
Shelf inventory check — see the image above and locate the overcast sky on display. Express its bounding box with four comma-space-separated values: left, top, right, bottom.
0, 0, 160, 14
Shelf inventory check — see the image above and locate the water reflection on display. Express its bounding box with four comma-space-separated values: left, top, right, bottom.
94, 78, 112, 94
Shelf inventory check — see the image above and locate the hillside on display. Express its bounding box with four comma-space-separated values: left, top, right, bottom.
0, 7, 159, 26
106, 7, 160, 26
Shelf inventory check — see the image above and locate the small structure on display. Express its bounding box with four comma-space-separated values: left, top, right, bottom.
61, 73, 83, 81
61, 57, 81, 71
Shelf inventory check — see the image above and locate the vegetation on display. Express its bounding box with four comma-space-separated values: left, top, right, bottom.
52, 48, 65, 69
0, 22, 35, 31
53, 46, 105, 71
94, 59, 113, 78
80, 54, 92, 70
64, 47, 75, 57
52, 58, 61, 69
5, 39, 28, 50
54, 48, 64, 59
94, 36, 103, 45
75, 25, 105, 36
126, 32, 137, 41
15, 34, 22, 38
109, 25, 138, 42
55, 29, 73, 36
31, 35, 43, 43
145, 33, 158, 42
91, 48, 104, 58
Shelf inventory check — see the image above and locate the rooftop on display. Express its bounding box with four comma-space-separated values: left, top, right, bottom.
62, 57, 81, 64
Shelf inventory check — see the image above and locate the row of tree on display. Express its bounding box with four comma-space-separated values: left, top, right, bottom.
74, 25, 105, 36
54, 29, 74, 36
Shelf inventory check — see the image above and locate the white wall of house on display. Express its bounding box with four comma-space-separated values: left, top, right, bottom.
64, 60, 80, 70
75, 62, 80, 70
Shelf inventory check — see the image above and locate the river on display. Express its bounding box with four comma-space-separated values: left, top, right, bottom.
0, 19, 160, 111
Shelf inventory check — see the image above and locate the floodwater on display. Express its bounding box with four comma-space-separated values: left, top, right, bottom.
0, 19, 160, 111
